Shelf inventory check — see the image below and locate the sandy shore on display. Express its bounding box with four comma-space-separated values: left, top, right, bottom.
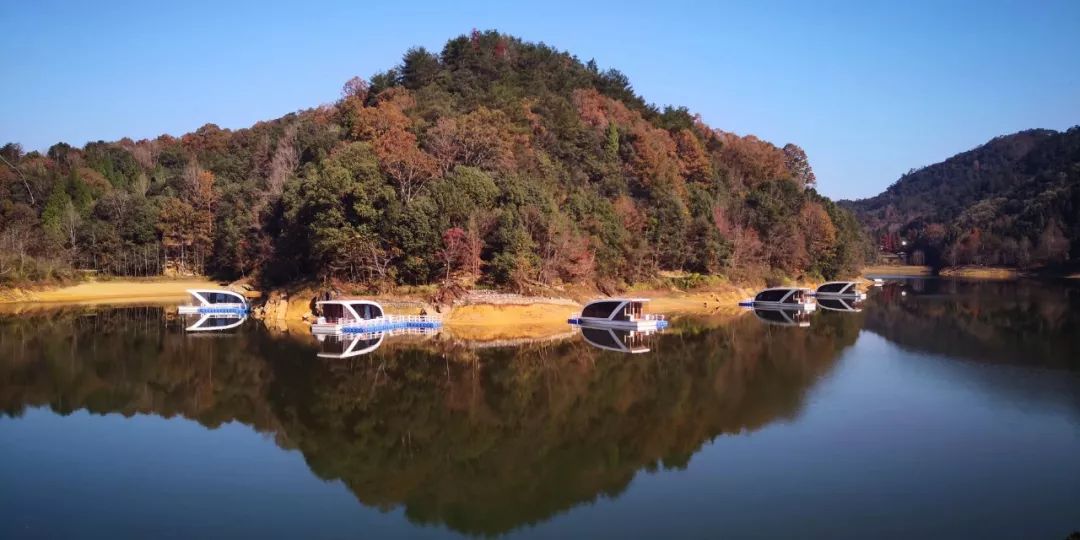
0, 279, 754, 341
861, 265, 934, 277
0, 279, 221, 305
938, 266, 1021, 279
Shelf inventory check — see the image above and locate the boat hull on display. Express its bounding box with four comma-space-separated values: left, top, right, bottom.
741, 301, 817, 312
178, 304, 248, 315
567, 317, 666, 331
814, 292, 866, 301
311, 315, 442, 335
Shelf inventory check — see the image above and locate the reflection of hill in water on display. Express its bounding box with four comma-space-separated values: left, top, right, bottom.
0, 307, 862, 536
865, 280, 1080, 371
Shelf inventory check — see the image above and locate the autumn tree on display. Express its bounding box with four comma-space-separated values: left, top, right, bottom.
783, 143, 816, 188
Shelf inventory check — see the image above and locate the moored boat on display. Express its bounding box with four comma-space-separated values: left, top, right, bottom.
567, 298, 668, 331
311, 299, 442, 335
178, 289, 248, 315
813, 281, 867, 300
739, 288, 816, 311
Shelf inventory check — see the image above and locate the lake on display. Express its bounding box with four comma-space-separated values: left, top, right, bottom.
1, 279, 1078, 539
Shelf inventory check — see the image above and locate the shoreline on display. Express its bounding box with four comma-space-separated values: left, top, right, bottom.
0, 278, 756, 339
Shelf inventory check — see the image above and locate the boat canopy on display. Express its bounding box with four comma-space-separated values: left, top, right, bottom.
581, 298, 650, 321
816, 282, 859, 295
316, 300, 385, 323
187, 289, 246, 306
753, 288, 811, 304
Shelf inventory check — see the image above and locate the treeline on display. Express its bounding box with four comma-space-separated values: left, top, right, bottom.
0, 30, 866, 289
844, 127, 1080, 269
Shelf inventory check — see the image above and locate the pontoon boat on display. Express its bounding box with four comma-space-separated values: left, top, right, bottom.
568, 298, 668, 331
311, 299, 441, 335
739, 288, 816, 311
813, 281, 867, 300
178, 289, 248, 315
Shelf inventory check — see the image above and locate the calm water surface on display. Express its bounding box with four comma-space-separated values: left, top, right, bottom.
1, 280, 1078, 539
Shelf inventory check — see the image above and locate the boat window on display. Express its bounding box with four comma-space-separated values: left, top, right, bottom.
754, 290, 788, 302
582, 328, 620, 349
841, 283, 855, 294
322, 304, 344, 321
818, 283, 847, 293
583, 301, 622, 319
783, 290, 803, 304
351, 303, 381, 320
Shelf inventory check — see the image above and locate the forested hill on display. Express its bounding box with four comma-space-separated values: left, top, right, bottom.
0, 30, 865, 290
842, 127, 1080, 269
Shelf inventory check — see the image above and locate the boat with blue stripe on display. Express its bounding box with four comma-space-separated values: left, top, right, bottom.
178, 289, 249, 315
311, 299, 442, 335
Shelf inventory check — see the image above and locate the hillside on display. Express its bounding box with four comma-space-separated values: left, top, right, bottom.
0, 30, 865, 291
844, 127, 1080, 268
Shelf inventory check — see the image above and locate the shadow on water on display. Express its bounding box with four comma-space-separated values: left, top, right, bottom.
0, 305, 862, 536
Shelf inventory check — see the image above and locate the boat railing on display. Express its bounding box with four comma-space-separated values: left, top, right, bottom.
325, 314, 443, 325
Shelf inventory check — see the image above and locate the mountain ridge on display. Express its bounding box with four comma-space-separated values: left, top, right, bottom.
842, 126, 1080, 268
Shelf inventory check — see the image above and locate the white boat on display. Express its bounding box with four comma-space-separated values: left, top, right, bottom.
568, 298, 668, 331
813, 281, 867, 300
753, 308, 812, 327
311, 299, 442, 335
177, 289, 248, 315
579, 326, 655, 353
184, 314, 247, 332
816, 297, 863, 313
316, 332, 386, 358
739, 288, 816, 311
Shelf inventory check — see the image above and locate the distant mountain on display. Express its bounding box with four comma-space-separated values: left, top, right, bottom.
843, 127, 1080, 268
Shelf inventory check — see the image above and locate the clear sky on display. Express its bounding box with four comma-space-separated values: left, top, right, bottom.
2, 0, 1078, 199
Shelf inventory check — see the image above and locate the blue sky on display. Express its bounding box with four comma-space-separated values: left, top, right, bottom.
1, 0, 1078, 199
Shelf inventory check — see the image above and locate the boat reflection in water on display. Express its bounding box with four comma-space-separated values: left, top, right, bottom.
182, 313, 248, 332
752, 308, 812, 327
815, 297, 864, 313
577, 325, 659, 353
316, 332, 387, 358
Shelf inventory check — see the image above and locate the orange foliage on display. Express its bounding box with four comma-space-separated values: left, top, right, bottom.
675, 129, 712, 182
716, 132, 789, 187
799, 202, 837, 261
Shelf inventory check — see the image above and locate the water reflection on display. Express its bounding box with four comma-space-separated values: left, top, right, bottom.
183, 313, 248, 332
865, 279, 1080, 370
753, 308, 813, 327
815, 297, 863, 312
577, 325, 658, 353
0, 306, 860, 536
316, 332, 386, 358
